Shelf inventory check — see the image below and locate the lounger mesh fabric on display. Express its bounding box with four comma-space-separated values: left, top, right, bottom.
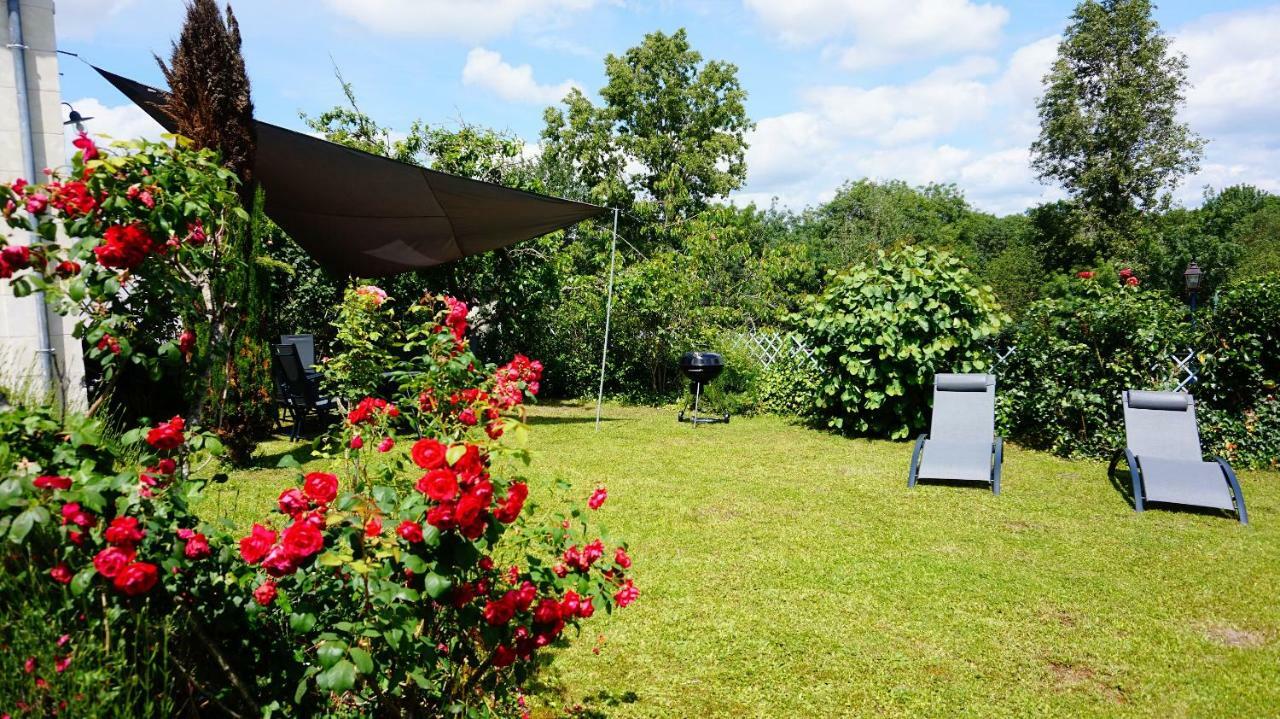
95, 67, 606, 278
1122, 390, 1237, 512
917, 374, 996, 482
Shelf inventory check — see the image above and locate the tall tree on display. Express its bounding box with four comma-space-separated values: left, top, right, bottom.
1030, 0, 1203, 261
157, 0, 273, 462
157, 0, 255, 202
541, 29, 752, 230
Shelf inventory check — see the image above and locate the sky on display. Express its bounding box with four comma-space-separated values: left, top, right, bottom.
48, 0, 1280, 216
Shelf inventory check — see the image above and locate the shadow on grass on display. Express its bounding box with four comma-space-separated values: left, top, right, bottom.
251, 439, 317, 469
911, 477, 997, 493
527, 415, 627, 427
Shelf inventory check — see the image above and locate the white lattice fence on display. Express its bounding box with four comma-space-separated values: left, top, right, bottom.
736, 330, 816, 369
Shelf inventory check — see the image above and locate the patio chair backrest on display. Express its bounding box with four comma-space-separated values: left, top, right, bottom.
930, 373, 995, 442
272, 344, 315, 405
280, 334, 316, 369
1122, 390, 1202, 460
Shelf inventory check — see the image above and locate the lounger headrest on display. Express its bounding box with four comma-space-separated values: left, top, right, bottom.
1127, 390, 1190, 411
935, 373, 993, 392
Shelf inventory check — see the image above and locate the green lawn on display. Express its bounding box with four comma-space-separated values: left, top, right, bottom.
204, 402, 1280, 718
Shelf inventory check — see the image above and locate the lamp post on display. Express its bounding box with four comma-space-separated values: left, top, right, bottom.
61, 102, 93, 133
1183, 261, 1203, 331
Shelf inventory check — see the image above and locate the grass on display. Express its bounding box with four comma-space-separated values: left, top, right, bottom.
202, 401, 1280, 718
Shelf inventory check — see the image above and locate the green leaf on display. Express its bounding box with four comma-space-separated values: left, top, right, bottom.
315, 659, 357, 693
71, 566, 96, 596
317, 641, 346, 669
348, 647, 374, 674
445, 444, 467, 466
290, 612, 317, 633
422, 572, 451, 599
276, 453, 302, 469
9, 507, 43, 543
10, 277, 33, 298
402, 554, 428, 574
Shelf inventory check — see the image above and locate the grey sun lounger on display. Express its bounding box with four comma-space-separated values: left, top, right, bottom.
908, 373, 1003, 494
1110, 390, 1248, 524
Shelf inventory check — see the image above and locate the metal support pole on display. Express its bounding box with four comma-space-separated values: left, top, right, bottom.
594, 208, 619, 431
7, 0, 56, 400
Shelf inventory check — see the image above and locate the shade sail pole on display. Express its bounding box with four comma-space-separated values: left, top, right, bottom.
595, 208, 619, 431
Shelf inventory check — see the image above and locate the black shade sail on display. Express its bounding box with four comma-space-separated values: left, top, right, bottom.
95, 67, 606, 278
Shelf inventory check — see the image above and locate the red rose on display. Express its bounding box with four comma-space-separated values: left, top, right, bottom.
93, 546, 136, 578
277, 488, 308, 516
50, 563, 73, 584
458, 408, 478, 426
578, 597, 595, 618
455, 491, 487, 528
396, 520, 424, 543
1118, 267, 1134, 278
253, 580, 278, 606
155, 458, 176, 475
416, 468, 459, 501
281, 520, 324, 559
583, 539, 604, 565
33, 475, 72, 491
377, 437, 395, 453
94, 222, 154, 270
104, 516, 146, 547
261, 544, 298, 577
1076, 270, 1094, 279
303, 472, 338, 504
483, 593, 517, 626
146, 416, 185, 451
1, 245, 30, 269
349, 435, 364, 449
615, 547, 632, 569
425, 502, 456, 530
113, 562, 159, 596
54, 260, 81, 278
492, 644, 516, 668
178, 329, 196, 356
1126, 276, 1140, 286
184, 533, 211, 559
365, 515, 383, 538
614, 579, 639, 608
493, 482, 528, 524
59, 504, 94, 527
410, 438, 447, 470
238, 523, 277, 564
533, 597, 561, 626
72, 131, 98, 161
588, 487, 607, 510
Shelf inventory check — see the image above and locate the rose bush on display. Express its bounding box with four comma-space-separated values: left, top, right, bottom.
1, 292, 636, 717
2, 135, 246, 402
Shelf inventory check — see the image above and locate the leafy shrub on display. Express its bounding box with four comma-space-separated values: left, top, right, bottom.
1198, 274, 1280, 412
796, 247, 1008, 438
696, 335, 764, 416
755, 349, 821, 419
322, 284, 399, 403
1001, 271, 1191, 457
1199, 396, 1280, 470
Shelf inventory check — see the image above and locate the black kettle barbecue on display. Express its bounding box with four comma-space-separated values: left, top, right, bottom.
677, 351, 730, 426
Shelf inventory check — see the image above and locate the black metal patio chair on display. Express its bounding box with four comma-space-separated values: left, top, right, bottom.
271, 343, 335, 441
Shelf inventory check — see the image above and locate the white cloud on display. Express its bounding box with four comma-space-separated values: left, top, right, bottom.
738, 33, 1060, 214
54, 0, 139, 40
461, 47, 580, 104
744, 0, 1009, 70
322, 0, 595, 41
1169, 6, 1280, 204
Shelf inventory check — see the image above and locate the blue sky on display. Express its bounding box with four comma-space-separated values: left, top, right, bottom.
53, 0, 1280, 215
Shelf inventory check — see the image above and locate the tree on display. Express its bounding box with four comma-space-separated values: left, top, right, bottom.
541, 29, 752, 229
157, 0, 273, 462
1030, 0, 1204, 260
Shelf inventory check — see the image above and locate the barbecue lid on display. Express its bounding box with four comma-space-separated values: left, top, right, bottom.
679, 351, 723, 368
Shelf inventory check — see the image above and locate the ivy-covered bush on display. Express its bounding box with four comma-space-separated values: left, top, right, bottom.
1198, 274, 1280, 413
1199, 397, 1280, 470
796, 247, 1008, 438
755, 349, 822, 419
1000, 269, 1192, 458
